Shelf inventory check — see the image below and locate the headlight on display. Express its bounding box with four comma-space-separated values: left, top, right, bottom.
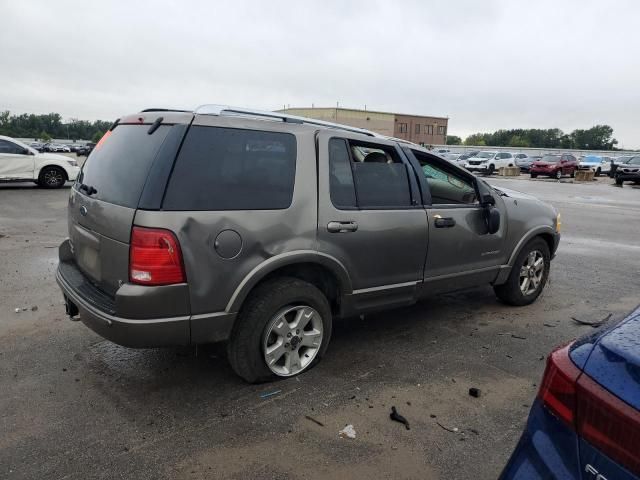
555, 212, 561, 233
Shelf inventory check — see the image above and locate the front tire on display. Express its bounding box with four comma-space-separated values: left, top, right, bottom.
615, 177, 623, 186
38, 166, 66, 188
227, 277, 332, 383
494, 238, 550, 306
555, 169, 562, 180
530, 173, 537, 178
488, 164, 495, 175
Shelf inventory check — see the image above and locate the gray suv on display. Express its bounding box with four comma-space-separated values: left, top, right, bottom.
56, 105, 561, 383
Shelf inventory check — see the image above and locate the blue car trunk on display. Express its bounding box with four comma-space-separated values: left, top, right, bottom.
581, 307, 640, 411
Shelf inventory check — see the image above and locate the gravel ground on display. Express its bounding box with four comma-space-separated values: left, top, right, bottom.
0, 176, 638, 480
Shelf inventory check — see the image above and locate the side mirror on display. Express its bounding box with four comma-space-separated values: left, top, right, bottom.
486, 207, 501, 234
481, 194, 495, 206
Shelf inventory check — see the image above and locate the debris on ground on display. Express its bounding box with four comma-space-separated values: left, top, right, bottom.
259, 390, 281, 399
305, 415, 324, 427
14, 308, 20, 313
468, 387, 481, 398
389, 406, 410, 430
31, 306, 38, 311
571, 313, 611, 328
543, 323, 556, 327
338, 424, 356, 439
436, 422, 459, 433
511, 334, 527, 340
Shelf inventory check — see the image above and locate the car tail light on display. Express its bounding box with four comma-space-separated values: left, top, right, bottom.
539, 344, 581, 426
129, 226, 186, 286
538, 344, 640, 476
576, 373, 640, 476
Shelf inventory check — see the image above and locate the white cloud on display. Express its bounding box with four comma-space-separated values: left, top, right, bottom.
0, 0, 637, 147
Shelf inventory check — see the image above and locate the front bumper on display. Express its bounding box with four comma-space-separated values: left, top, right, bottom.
56, 239, 235, 347
616, 172, 640, 181
66, 165, 80, 181
465, 163, 490, 172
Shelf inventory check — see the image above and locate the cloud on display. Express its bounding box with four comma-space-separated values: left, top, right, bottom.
1, 0, 638, 147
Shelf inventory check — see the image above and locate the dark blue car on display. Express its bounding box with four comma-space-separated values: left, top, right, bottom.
501, 306, 640, 479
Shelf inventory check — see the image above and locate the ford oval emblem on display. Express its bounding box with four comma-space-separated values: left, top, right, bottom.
79, 206, 88, 216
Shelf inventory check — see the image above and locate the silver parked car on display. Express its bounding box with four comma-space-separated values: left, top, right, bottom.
57, 105, 561, 382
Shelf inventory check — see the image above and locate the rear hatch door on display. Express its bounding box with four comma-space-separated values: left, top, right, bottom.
68, 116, 184, 296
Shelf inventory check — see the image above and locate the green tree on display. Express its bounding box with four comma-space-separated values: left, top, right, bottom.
91, 130, 105, 143
464, 133, 486, 146
446, 135, 462, 145
40, 131, 52, 142
508, 135, 530, 147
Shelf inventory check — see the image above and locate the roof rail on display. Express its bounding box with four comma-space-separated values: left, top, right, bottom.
194, 104, 377, 137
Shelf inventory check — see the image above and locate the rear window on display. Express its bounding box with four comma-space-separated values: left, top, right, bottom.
163, 126, 296, 211
77, 125, 170, 208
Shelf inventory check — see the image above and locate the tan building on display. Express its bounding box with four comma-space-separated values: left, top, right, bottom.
277, 107, 449, 145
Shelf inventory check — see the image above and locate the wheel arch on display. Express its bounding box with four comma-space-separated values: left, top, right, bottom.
226, 251, 353, 315
36, 163, 69, 181
507, 227, 557, 267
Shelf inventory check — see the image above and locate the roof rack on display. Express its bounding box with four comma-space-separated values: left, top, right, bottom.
193, 104, 377, 137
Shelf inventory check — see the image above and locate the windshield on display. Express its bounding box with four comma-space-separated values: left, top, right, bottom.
540, 155, 561, 164
582, 156, 601, 163
476, 152, 496, 158
628, 156, 640, 165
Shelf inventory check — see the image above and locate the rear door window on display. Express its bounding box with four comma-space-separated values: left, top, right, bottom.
77, 125, 170, 208
163, 126, 296, 211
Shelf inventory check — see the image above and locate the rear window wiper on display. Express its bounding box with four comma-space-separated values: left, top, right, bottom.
79, 183, 97, 196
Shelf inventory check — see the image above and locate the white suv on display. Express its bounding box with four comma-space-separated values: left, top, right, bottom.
0, 135, 80, 188
464, 151, 515, 174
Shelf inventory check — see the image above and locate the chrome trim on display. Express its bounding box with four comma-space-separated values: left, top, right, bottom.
352, 281, 418, 295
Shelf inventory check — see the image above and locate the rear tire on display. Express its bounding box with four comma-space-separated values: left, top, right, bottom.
555, 169, 562, 180
530, 173, 537, 178
227, 277, 332, 383
38, 166, 66, 188
487, 164, 495, 175
616, 177, 623, 186
494, 238, 550, 306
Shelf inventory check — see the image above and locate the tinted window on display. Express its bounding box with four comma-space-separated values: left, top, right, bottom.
163, 126, 296, 211
77, 125, 170, 208
348, 141, 411, 208
328, 138, 357, 209
0, 140, 26, 154
412, 150, 477, 205
541, 155, 561, 163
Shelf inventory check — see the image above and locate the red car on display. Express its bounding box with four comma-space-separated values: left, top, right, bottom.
530, 154, 578, 179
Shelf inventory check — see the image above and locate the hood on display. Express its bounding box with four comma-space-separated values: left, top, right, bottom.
581, 305, 640, 411
490, 185, 538, 201
36, 152, 72, 162
532, 161, 557, 167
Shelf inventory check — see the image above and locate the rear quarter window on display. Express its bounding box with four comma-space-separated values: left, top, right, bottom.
162, 126, 297, 211
77, 125, 170, 208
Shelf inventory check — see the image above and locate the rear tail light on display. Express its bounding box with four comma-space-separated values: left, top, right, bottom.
539, 344, 640, 476
539, 344, 581, 426
129, 226, 186, 286
576, 373, 640, 475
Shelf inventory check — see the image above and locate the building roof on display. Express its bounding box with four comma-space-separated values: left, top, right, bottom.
279, 106, 449, 121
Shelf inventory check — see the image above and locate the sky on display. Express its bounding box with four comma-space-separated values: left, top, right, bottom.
1, 0, 639, 147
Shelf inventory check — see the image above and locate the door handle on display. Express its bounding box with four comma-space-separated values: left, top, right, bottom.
327, 221, 358, 233
434, 216, 456, 228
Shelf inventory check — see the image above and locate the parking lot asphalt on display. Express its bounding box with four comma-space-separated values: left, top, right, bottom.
1, 176, 639, 480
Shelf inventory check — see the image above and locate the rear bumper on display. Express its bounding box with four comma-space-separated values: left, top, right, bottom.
56, 239, 236, 347
500, 400, 582, 480
57, 266, 192, 347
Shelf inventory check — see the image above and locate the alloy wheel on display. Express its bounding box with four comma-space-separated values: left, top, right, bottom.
44, 169, 64, 186
519, 250, 544, 295
262, 305, 324, 377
